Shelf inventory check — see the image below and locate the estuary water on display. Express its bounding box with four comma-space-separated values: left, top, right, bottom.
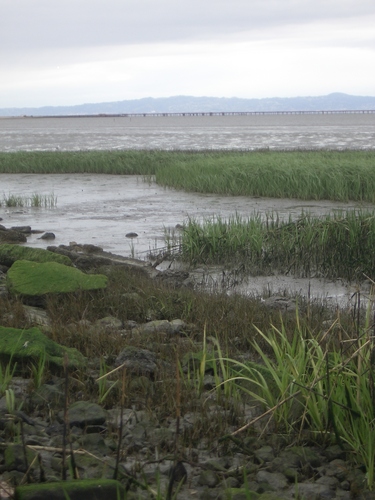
1, 113, 375, 305
1, 112, 375, 151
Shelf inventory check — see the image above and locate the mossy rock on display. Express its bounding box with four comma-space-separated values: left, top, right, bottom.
7, 260, 107, 296
0, 326, 86, 369
0, 244, 72, 267
14, 479, 125, 500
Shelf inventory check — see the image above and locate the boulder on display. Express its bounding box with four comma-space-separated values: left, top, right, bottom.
38, 232, 56, 240
10, 226, 32, 234
0, 228, 27, 243
0, 244, 72, 268
7, 260, 107, 296
115, 347, 158, 378
0, 326, 86, 369
62, 401, 107, 428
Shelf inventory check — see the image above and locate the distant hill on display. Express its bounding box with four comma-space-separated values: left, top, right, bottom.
1, 93, 375, 117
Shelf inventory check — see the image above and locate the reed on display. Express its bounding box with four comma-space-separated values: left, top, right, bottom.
0, 192, 57, 208
154, 149, 375, 202
178, 210, 375, 281
214, 306, 375, 489
1, 149, 375, 201
0, 150, 167, 175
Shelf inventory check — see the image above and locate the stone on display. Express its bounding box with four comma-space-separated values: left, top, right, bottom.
254, 445, 275, 463
23, 305, 51, 329
114, 347, 157, 378
78, 433, 112, 456
198, 469, 220, 488
31, 383, 65, 408
62, 401, 107, 428
261, 295, 296, 312
1, 444, 36, 473
138, 319, 173, 334
94, 316, 123, 330
170, 318, 188, 334
38, 232, 55, 240
256, 470, 288, 491
7, 260, 107, 296
0, 230, 26, 244
10, 226, 31, 234
293, 482, 336, 499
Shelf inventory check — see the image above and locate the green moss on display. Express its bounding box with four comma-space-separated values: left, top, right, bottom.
0, 244, 72, 267
0, 326, 86, 368
7, 260, 107, 296
14, 479, 125, 500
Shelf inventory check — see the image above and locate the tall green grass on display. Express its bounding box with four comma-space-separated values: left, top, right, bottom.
1, 150, 375, 202
0, 150, 165, 175
155, 149, 375, 202
179, 210, 375, 281
0, 192, 57, 207
214, 308, 375, 489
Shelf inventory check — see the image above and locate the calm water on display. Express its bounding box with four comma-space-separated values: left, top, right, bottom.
1, 113, 375, 151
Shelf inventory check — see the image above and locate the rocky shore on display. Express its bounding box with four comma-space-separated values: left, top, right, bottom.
0, 224, 374, 499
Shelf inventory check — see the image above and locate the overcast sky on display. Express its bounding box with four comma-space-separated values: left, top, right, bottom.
1, 0, 374, 108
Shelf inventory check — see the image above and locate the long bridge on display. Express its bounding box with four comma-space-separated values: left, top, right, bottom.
87, 109, 375, 118
13, 109, 375, 119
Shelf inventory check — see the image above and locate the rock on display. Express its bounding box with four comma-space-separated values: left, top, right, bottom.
256, 470, 288, 491
0, 244, 72, 268
0, 229, 27, 243
63, 401, 107, 428
286, 446, 323, 468
114, 347, 157, 378
293, 482, 336, 499
154, 269, 191, 289
47, 243, 159, 278
31, 382, 65, 408
0, 326, 86, 369
10, 226, 31, 234
78, 433, 112, 456
261, 295, 296, 312
202, 457, 230, 472
23, 305, 51, 329
94, 316, 123, 330
323, 445, 347, 461
170, 318, 188, 334
38, 232, 55, 240
137, 320, 173, 334
254, 445, 275, 463
198, 469, 220, 488
1, 444, 36, 473
7, 260, 107, 296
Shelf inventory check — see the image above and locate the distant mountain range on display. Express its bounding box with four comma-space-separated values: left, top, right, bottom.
1, 93, 375, 117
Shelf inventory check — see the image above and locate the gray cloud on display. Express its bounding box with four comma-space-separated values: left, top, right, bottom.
2, 0, 375, 52
1, 0, 374, 107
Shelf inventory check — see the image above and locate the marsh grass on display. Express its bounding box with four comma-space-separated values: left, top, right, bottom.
206, 301, 375, 489
0, 192, 57, 208
178, 210, 375, 281
155, 149, 375, 202
1, 149, 375, 201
